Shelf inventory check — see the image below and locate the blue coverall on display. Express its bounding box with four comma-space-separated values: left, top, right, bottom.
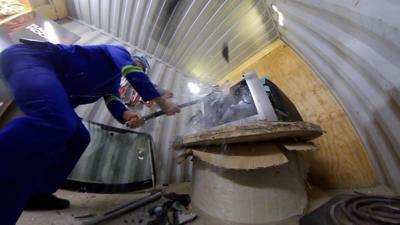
0, 42, 161, 225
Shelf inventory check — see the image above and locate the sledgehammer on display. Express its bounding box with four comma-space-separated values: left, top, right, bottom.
142, 86, 219, 121
143, 98, 202, 121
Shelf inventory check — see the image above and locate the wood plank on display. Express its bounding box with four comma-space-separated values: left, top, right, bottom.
281, 142, 319, 151
221, 43, 376, 189
173, 121, 323, 148
190, 143, 288, 170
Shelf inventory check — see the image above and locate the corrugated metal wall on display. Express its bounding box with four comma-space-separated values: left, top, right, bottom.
61, 0, 400, 191
58, 18, 203, 184
62, 0, 279, 184
66, 0, 278, 82
268, 0, 400, 191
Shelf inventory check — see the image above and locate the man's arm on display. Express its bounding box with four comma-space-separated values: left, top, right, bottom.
123, 66, 180, 115
103, 92, 144, 128
105, 45, 180, 116
122, 65, 161, 101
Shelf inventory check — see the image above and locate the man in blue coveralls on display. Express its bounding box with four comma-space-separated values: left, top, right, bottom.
0, 40, 180, 225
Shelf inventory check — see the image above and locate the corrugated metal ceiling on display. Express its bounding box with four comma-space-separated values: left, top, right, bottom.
66, 0, 278, 83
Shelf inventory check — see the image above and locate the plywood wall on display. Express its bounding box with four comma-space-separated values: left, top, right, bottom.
222, 42, 376, 189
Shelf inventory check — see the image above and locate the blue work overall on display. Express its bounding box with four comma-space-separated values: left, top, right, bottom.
0, 42, 160, 225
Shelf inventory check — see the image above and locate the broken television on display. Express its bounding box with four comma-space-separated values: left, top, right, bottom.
192, 76, 303, 130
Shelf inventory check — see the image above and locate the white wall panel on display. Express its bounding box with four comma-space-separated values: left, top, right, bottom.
268, 0, 400, 191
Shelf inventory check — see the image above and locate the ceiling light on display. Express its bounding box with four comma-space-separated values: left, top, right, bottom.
188, 82, 200, 94
271, 4, 284, 26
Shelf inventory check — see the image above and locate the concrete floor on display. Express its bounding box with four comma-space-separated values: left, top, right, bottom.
17, 183, 394, 225
18, 183, 196, 225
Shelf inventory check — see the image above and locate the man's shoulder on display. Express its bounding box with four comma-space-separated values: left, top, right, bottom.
62, 44, 126, 52
102, 45, 134, 69
101, 44, 129, 53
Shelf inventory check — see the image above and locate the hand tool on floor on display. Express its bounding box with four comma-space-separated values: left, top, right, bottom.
142, 86, 220, 121
78, 191, 162, 225
148, 193, 196, 225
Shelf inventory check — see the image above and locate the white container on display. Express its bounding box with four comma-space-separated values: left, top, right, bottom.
191, 151, 308, 225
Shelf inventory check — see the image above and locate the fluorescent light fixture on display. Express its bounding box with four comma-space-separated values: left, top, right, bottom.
188, 82, 200, 94
278, 12, 284, 26
271, 4, 284, 26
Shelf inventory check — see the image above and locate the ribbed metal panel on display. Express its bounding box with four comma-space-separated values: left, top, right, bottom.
58, 18, 201, 184
66, 0, 278, 82
269, 0, 400, 191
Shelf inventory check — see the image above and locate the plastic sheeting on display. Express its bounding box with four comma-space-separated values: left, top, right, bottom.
268, 0, 400, 192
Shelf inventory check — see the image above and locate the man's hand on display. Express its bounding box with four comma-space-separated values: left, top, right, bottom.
123, 111, 145, 128
161, 101, 181, 115
160, 89, 173, 99
154, 96, 181, 115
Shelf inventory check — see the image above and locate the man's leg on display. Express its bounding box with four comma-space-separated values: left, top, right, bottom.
34, 117, 91, 196
0, 67, 77, 225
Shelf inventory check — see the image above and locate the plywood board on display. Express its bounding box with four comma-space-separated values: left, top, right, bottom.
221, 43, 376, 188
174, 121, 323, 148
190, 143, 288, 170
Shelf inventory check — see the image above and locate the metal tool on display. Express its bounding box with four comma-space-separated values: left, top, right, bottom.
143, 98, 203, 121
78, 191, 162, 225
148, 193, 196, 225
142, 86, 220, 121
